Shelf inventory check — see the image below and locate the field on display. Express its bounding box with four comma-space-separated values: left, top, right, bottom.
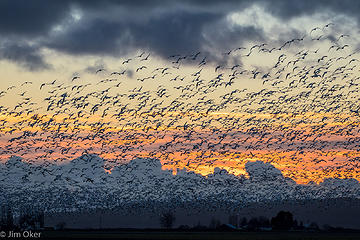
43, 230, 360, 240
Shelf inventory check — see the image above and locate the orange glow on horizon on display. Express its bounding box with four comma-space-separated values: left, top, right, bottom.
1, 111, 360, 184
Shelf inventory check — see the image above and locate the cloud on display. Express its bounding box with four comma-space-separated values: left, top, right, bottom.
260, 0, 360, 21
0, 0, 71, 37
46, 10, 225, 56
1, 0, 360, 70
83, 60, 107, 73
0, 41, 51, 71
47, 18, 129, 56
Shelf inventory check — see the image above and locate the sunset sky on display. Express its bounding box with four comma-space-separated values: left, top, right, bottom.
1, 0, 360, 184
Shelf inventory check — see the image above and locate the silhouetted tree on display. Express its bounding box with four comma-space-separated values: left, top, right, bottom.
178, 224, 190, 230
299, 221, 304, 229
55, 222, 66, 230
322, 224, 332, 231
228, 214, 238, 227
239, 217, 247, 228
0, 206, 5, 229
309, 222, 319, 231
246, 216, 271, 230
248, 217, 260, 230
258, 216, 270, 228
209, 217, 221, 229
293, 219, 298, 228
271, 211, 294, 230
19, 210, 44, 230
6, 207, 14, 229
159, 211, 176, 229
0, 206, 14, 231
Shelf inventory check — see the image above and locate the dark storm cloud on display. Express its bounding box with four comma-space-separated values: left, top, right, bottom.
45, 6, 257, 62
1, 0, 360, 70
48, 19, 128, 56
262, 0, 360, 21
130, 11, 222, 56
0, 0, 71, 37
0, 42, 50, 71
0, 0, 69, 70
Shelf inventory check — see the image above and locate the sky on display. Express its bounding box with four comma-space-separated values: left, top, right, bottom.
1, 0, 360, 184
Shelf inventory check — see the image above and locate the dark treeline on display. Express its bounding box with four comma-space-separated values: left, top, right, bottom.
0, 205, 44, 231
160, 210, 348, 232
0, 206, 353, 232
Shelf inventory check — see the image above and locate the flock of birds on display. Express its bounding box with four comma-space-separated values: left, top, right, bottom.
0, 23, 360, 185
